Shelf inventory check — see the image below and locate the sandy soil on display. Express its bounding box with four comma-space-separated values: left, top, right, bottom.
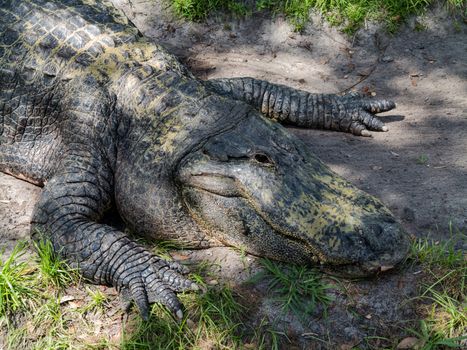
0, 1, 465, 348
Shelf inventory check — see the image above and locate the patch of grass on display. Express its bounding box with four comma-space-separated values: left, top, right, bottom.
1, 320, 29, 350
168, 0, 467, 33
121, 282, 246, 349
417, 268, 466, 344
33, 238, 78, 289
31, 335, 75, 350
249, 317, 288, 350
408, 320, 466, 350
184, 285, 245, 347
80, 287, 110, 313
408, 230, 466, 349
171, 0, 250, 21
83, 338, 116, 350
410, 235, 464, 270
27, 295, 117, 350
250, 258, 334, 318
120, 259, 293, 349
0, 242, 120, 349
417, 154, 429, 165
0, 242, 38, 316
32, 297, 64, 335
426, 289, 466, 339
150, 240, 182, 261
257, 0, 315, 31
410, 228, 465, 300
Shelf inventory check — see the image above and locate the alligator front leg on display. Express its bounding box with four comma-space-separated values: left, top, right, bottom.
207, 77, 396, 136
31, 157, 197, 320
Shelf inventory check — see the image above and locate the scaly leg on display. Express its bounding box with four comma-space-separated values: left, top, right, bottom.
31, 151, 198, 320
207, 77, 396, 136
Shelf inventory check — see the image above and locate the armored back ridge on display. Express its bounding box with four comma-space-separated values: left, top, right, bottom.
0, 0, 409, 319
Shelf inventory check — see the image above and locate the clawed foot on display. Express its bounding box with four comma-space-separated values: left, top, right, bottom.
340, 92, 396, 136
116, 254, 199, 320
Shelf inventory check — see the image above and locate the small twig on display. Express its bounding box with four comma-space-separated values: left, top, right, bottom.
338, 62, 378, 94
338, 38, 390, 94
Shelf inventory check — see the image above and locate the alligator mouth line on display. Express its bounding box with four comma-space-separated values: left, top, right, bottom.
187, 173, 242, 198
185, 177, 353, 266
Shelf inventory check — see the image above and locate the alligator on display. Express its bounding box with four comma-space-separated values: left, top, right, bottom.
0, 0, 409, 319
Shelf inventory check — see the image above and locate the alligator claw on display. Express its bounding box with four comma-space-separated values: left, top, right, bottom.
344, 97, 396, 136
361, 99, 396, 114
119, 287, 133, 314
115, 252, 198, 320
360, 129, 372, 137
176, 309, 184, 320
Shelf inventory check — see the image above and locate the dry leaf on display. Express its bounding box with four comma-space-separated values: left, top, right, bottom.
60, 295, 76, 304
397, 337, 419, 349
171, 253, 190, 260
68, 301, 81, 309
381, 265, 394, 272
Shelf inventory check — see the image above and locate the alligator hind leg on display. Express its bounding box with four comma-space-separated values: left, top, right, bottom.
31, 152, 198, 320
207, 77, 396, 136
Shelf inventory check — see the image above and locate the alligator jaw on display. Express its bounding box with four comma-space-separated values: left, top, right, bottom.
181, 174, 410, 278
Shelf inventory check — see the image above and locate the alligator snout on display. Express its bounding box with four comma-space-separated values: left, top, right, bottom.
323, 217, 410, 277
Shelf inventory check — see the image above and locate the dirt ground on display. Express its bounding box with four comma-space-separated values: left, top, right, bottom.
0, 1, 465, 348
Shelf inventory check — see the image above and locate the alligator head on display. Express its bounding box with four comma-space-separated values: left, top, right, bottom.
177, 113, 409, 277
114, 89, 409, 278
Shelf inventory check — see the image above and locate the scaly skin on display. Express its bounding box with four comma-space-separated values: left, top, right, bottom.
207, 78, 395, 136
0, 0, 410, 319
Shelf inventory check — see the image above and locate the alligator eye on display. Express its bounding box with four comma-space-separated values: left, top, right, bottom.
253, 153, 274, 166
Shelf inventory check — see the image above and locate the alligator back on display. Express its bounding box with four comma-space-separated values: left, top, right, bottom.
0, 0, 190, 184
0, 0, 135, 142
